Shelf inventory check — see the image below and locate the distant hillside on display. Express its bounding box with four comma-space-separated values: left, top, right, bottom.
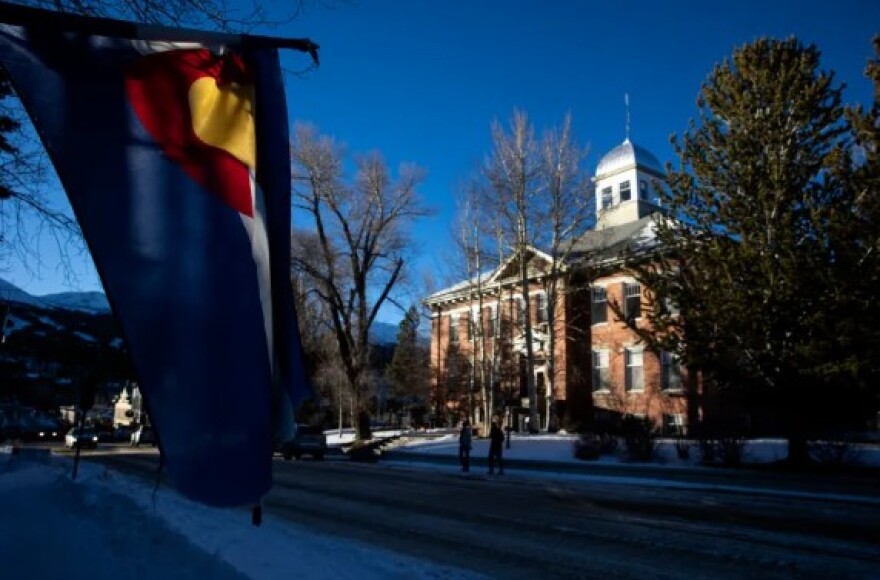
0, 278, 47, 309
0, 279, 110, 314
371, 322, 399, 346
371, 319, 431, 347
42, 291, 110, 314
1, 278, 407, 346
0, 279, 434, 407
0, 279, 130, 408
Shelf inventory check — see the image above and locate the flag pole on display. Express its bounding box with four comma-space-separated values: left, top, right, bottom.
0, 2, 319, 64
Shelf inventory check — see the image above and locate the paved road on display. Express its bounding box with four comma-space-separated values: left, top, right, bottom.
86, 450, 880, 579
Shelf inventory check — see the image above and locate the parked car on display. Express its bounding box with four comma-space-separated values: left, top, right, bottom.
113, 426, 133, 442
130, 426, 156, 447
7, 416, 63, 443
279, 425, 327, 460
65, 428, 99, 449
33, 417, 64, 442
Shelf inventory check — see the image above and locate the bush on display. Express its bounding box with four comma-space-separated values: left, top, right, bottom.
597, 432, 619, 455
697, 433, 747, 467
561, 416, 588, 434
698, 438, 716, 464
674, 435, 691, 460
809, 439, 862, 467
573, 436, 600, 461
573, 432, 618, 460
346, 440, 381, 462
621, 416, 657, 461
717, 435, 746, 467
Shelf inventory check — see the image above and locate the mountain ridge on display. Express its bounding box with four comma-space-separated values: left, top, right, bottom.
0, 278, 110, 314
1, 278, 404, 345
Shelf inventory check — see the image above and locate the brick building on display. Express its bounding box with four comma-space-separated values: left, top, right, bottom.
424, 139, 702, 435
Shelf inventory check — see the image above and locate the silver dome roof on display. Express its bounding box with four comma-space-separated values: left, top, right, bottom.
596, 139, 664, 177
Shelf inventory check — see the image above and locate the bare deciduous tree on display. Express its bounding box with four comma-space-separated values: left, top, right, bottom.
0, 68, 81, 279
457, 110, 592, 433
290, 123, 428, 440
534, 114, 593, 430
453, 183, 501, 429
22, 0, 331, 33
481, 110, 542, 432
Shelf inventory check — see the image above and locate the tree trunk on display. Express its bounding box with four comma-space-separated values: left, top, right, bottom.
337, 386, 344, 436
519, 247, 539, 433
356, 408, 372, 441
544, 360, 555, 431
786, 434, 811, 466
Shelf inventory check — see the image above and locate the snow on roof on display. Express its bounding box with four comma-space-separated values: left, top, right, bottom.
424, 270, 494, 302
425, 246, 558, 304
567, 213, 661, 264
596, 139, 665, 177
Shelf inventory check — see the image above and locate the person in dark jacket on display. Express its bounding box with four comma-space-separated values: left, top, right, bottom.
458, 419, 472, 472
488, 417, 505, 475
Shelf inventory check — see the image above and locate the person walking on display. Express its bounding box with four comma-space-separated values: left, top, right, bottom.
458, 419, 472, 472
488, 417, 505, 475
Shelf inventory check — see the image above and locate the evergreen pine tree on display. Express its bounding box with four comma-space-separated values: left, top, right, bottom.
629, 37, 869, 462
385, 306, 430, 424
813, 38, 880, 426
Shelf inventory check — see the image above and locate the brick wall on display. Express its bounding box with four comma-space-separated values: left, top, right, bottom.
427, 268, 696, 434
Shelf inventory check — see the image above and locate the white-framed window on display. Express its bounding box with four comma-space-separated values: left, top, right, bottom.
601, 187, 613, 209
639, 179, 648, 199
624, 282, 641, 319
663, 414, 686, 436
591, 286, 607, 324
625, 348, 644, 392
592, 350, 610, 392
661, 351, 683, 391
536, 292, 548, 324
485, 304, 497, 336
620, 180, 632, 202
516, 297, 527, 328
449, 312, 459, 344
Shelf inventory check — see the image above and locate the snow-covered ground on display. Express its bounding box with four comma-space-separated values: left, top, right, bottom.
0, 449, 482, 580
2, 434, 878, 579
385, 431, 880, 468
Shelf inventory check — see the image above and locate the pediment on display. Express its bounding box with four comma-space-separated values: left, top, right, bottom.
489, 246, 554, 284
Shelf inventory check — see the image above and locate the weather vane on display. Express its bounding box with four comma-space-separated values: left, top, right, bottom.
625, 93, 631, 142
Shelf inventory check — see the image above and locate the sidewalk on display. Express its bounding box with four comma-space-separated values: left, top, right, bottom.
384, 436, 880, 505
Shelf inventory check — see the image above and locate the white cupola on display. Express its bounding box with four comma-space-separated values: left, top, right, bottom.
593, 138, 665, 229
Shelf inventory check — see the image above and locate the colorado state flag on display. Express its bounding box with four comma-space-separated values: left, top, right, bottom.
0, 11, 312, 506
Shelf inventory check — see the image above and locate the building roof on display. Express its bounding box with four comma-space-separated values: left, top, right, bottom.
424, 271, 493, 303
425, 218, 663, 305
567, 213, 660, 264
595, 139, 664, 178
424, 246, 554, 304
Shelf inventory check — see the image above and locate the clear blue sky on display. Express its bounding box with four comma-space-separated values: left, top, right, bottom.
3, 0, 878, 323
